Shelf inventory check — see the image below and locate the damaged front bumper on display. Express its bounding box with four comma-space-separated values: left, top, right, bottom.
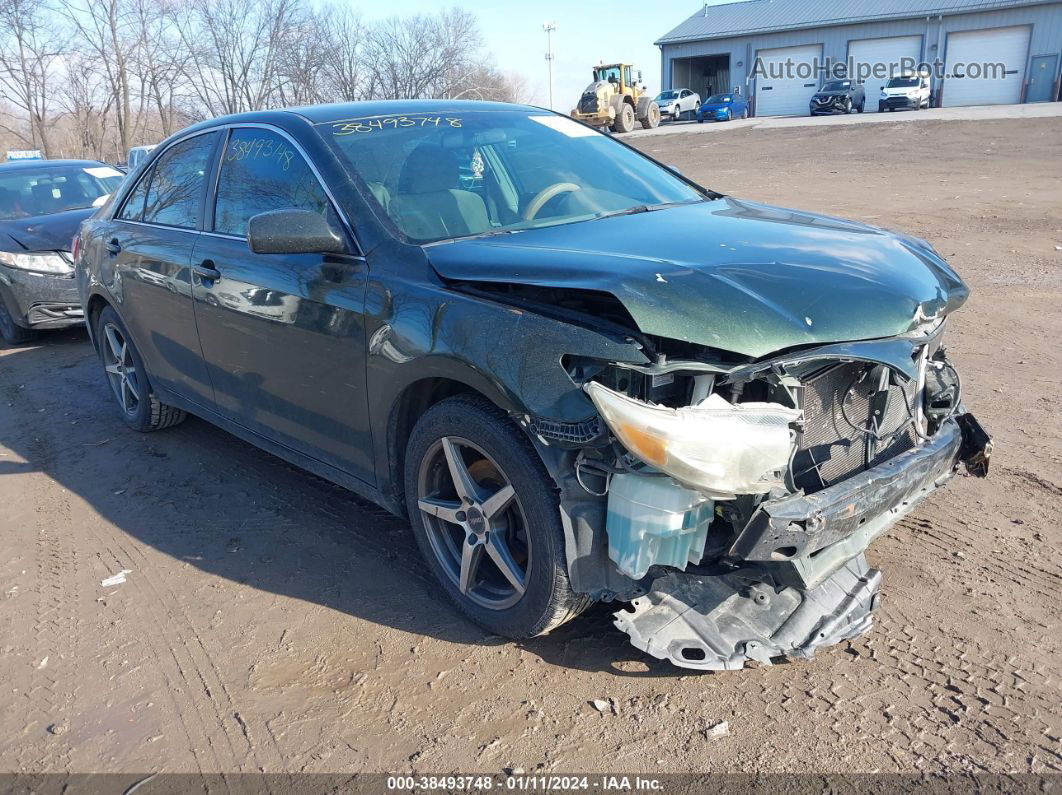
613, 414, 990, 670
0, 264, 83, 329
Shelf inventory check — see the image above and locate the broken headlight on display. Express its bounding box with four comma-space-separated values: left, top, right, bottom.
585, 381, 801, 500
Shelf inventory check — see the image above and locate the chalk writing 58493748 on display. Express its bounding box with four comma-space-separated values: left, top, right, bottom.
332, 116, 463, 136
226, 136, 294, 171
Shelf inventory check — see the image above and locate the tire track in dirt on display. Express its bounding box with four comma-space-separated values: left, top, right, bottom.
0, 356, 79, 773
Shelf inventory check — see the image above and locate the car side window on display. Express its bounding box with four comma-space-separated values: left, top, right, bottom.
116, 170, 151, 221
142, 132, 217, 229
213, 128, 337, 238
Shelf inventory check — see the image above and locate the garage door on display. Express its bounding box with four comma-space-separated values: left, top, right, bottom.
943, 26, 1030, 106
849, 35, 923, 113
754, 44, 823, 117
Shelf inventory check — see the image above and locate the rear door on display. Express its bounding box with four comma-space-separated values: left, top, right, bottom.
189, 126, 374, 482
103, 131, 219, 406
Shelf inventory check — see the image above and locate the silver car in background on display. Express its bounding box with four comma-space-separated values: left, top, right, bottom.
654, 88, 701, 121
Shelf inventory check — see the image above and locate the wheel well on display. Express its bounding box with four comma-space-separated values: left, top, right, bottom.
85, 294, 110, 351
387, 378, 484, 513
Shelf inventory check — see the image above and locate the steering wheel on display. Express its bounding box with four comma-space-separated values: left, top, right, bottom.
522, 182, 581, 221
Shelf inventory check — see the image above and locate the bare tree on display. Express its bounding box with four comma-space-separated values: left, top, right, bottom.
174, 0, 302, 115
61, 0, 145, 155
275, 11, 328, 106
0, 0, 63, 155
0, 0, 522, 161
57, 51, 115, 159
319, 6, 365, 101
365, 8, 483, 100
131, 0, 189, 140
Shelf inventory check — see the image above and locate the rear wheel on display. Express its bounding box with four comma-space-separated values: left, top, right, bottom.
96, 305, 186, 432
611, 103, 635, 134
405, 395, 590, 638
0, 299, 36, 345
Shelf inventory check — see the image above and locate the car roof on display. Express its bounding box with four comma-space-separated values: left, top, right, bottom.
181, 99, 547, 133
0, 158, 109, 171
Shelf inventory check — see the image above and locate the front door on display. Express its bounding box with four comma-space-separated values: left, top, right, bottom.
1028, 55, 1059, 103
189, 126, 374, 482
103, 131, 219, 407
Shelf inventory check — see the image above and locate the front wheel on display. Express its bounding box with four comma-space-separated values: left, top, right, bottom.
611, 103, 635, 134
741, 107, 748, 119
725, 109, 732, 122
96, 305, 186, 432
843, 98, 853, 114
405, 395, 590, 638
0, 298, 36, 345
856, 100, 865, 114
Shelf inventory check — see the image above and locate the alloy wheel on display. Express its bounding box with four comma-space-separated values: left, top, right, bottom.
417, 436, 531, 610
102, 322, 141, 416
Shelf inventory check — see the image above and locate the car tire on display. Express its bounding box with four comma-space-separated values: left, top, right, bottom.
725, 109, 732, 122
857, 100, 865, 114
612, 103, 635, 134
844, 98, 853, 114
95, 305, 186, 432
0, 298, 37, 345
741, 108, 748, 120
404, 394, 591, 638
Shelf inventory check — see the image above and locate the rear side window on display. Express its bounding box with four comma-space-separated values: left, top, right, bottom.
213, 128, 336, 237
142, 133, 217, 229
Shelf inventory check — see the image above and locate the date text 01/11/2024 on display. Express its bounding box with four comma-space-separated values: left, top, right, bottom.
385, 775, 665, 791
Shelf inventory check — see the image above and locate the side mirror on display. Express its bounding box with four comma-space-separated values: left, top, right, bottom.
247, 208, 346, 255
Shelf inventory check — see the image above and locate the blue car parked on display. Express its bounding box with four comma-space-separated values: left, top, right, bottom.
696, 93, 749, 123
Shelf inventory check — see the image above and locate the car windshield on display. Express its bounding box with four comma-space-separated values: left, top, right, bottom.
887, 76, 920, 88
322, 110, 706, 244
0, 164, 123, 220
656, 91, 679, 100
705, 94, 732, 104
822, 81, 851, 91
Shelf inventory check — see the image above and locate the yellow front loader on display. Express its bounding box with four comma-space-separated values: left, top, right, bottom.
570, 63, 660, 133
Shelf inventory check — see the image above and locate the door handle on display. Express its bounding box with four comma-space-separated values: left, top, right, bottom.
106, 239, 121, 256
193, 260, 221, 283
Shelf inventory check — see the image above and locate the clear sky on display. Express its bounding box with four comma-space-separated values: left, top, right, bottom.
338, 0, 736, 108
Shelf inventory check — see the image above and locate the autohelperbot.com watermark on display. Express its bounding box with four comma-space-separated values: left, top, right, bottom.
752, 56, 1010, 82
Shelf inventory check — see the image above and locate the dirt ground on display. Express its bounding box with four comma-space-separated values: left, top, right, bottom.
1, 117, 1060, 777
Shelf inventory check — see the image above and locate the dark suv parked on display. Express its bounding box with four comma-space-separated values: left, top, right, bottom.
809, 79, 866, 115
76, 101, 989, 670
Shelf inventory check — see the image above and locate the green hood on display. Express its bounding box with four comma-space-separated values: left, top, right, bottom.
425, 198, 969, 359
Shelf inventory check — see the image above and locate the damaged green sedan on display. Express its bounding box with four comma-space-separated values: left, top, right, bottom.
76, 101, 991, 670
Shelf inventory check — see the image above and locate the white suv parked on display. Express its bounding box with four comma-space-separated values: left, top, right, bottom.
655, 89, 701, 121
878, 73, 931, 112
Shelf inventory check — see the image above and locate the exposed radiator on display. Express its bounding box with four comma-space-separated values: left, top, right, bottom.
792, 361, 920, 493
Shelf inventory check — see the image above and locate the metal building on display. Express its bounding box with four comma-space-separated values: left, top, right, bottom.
656, 0, 1062, 116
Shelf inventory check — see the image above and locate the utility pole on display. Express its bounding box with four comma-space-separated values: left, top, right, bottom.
543, 22, 556, 110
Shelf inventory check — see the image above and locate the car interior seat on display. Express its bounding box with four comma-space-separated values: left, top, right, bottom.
389, 145, 491, 240
30, 182, 60, 214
